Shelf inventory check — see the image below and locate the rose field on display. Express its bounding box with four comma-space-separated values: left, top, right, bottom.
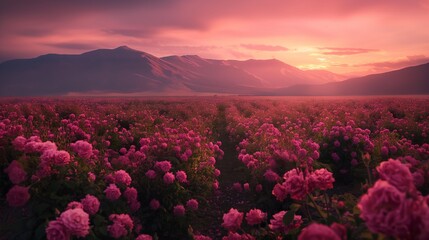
1, 96, 429, 240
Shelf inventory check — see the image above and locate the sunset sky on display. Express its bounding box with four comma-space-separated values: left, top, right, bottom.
1, 0, 428, 76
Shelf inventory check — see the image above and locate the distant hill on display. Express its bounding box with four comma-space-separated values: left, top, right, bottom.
0, 46, 427, 96
267, 63, 429, 96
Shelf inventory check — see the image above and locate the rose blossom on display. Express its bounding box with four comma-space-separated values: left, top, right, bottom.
245, 209, 267, 226
109, 214, 133, 229
330, 223, 347, 240
186, 199, 199, 211
269, 211, 302, 234
298, 223, 341, 240
154, 160, 172, 173
263, 169, 280, 182
136, 234, 153, 240
107, 222, 127, 239
272, 183, 288, 202
222, 232, 255, 240
243, 183, 250, 191
6, 185, 30, 207
104, 184, 121, 200
59, 208, 90, 237
81, 194, 100, 215
12, 136, 27, 151
376, 159, 414, 193
4, 160, 27, 185
194, 235, 212, 240
150, 199, 160, 210
46, 220, 70, 240
145, 170, 157, 179
87, 172, 96, 182
163, 172, 175, 184
308, 168, 335, 191
283, 169, 308, 200
222, 208, 243, 232
124, 187, 138, 202
66, 201, 83, 210
114, 170, 132, 186
233, 182, 242, 192
70, 140, 93, 159
175, 170, 188, 183
173, 205, 186, 216
358, 180, 410, 237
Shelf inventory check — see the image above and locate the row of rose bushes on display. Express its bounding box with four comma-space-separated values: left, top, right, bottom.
217, 97, 429, 239
1, 98, 223, 239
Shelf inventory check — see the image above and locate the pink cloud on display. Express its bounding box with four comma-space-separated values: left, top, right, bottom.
241, 44, 288, 52
320, 47, 378, 55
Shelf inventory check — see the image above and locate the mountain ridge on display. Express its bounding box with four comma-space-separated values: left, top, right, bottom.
0, 46, 428, 96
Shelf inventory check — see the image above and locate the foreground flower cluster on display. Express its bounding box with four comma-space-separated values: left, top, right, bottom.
1, 97, 429, 239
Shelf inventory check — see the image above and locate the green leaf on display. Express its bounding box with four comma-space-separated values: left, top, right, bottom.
283, 210, 295, 225
289, 203, 301, 212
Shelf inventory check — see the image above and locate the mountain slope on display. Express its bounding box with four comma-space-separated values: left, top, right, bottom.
0, 46, 427, 96
226, 59, 345, 87
268, 63, 429, 96
0, 46, 193, 96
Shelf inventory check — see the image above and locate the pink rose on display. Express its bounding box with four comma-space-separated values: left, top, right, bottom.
283, 169, 308, 200
136, 234, 153, 240
330, 223, 347, 240
194, 235, 212, 240
145, 170, 157, 179
154, 160, 172, 173
66, 201, 83, 210
269, 211, 302, 234
59, 208, 90, 237
109, 214, 133, 229
298, 223, 341, 240
107, 222, 128, 239
70, 140, 93, 159
87, 172, 96, 182
243, 183, 250, 191
150, 199, 160, 210
6, 185, 30, 207
255, 184, 262, 192
4, 160, 27, 185
308, 168, 335, 191
272, 183, 288, 202
104, 184, 121, 201
173, 205, 186, 216
222, 232, 255, 240
12, 136, 27, 151
263, 169, 280, 182
163, 172, 175, 184
175, 171, 188, 183
81, 194, 100, 215
233, 182, 242, 192
54, 150, 71, 166
376, 159, 414, 193
222, 208, 243, 232
109, 213, 133, 229
113, 170, 132, 186
358, 180, 410, 237
124, 187, 138, 202
46, 220, 70, 240
186, 199, 199, 211
245, 209, 267, 226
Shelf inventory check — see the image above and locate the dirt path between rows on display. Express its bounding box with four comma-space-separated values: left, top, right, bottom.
191, 104, 255, 238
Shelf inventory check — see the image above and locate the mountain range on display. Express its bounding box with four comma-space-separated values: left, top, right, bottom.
0, 46, 428, 96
